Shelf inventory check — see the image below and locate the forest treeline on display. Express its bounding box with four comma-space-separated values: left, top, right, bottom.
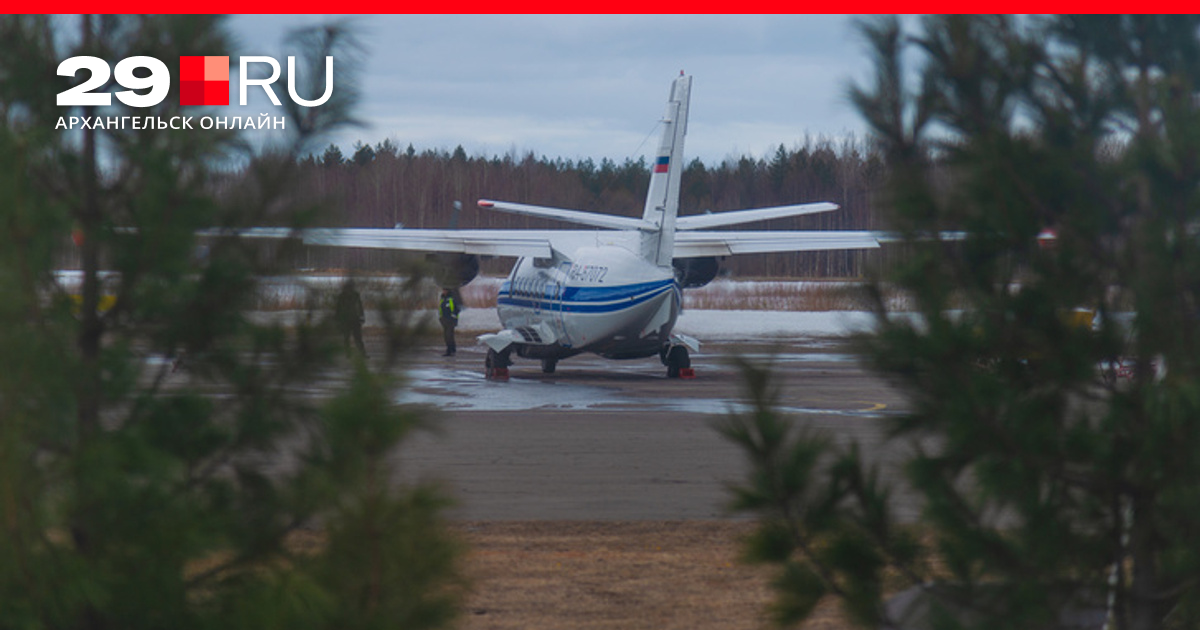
276, 136, 894, 278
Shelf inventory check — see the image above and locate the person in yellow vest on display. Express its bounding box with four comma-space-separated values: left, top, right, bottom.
438, 288, 460, 356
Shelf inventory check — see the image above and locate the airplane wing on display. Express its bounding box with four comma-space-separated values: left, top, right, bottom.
199, 227, 556, 258
202, 227, 879, 258
673, 230, 881, 257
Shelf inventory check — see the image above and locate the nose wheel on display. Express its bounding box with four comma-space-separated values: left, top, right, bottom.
541, 358, 558, 374
486, 348, 513, 380
663, 345, 692, 378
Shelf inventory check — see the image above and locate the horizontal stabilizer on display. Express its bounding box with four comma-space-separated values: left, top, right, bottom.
479, 200, 655, 231
675, 202, 838, 230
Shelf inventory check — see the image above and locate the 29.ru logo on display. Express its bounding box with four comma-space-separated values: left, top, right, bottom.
56, 55, 333, 108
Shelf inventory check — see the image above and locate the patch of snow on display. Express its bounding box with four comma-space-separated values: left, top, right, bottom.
675, 309, 876, 340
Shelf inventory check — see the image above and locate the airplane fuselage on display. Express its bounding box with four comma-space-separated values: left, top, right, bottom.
496, 245, 682, 361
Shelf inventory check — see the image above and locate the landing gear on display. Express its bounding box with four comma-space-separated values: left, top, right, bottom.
486, 348, 513, 381
541, 358, 557, 374
664, 345, 691, 378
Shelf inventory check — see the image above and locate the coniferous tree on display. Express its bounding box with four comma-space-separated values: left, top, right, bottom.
724, 15, 1200, 630
322, 143, 346, 167
0, 15, 462, 629
352, 140, 376, 166
375, 137, 399, 159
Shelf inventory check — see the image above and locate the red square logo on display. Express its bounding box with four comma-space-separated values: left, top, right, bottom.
203, 80, 228, 106
179, 81, 205, 106
180, 56, 205, 82
179, 56, 228, 106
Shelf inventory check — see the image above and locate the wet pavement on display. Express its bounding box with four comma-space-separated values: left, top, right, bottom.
385, 339, 916, 521
398, 352, 892, 418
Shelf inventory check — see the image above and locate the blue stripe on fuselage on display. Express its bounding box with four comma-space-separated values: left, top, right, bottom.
559, 279, 674, 302
498, 278, 676, 314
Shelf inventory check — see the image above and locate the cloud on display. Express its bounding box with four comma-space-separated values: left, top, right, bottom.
230, 15, 871, 163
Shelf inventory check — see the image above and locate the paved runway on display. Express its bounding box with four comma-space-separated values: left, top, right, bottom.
389, 339, 916, 521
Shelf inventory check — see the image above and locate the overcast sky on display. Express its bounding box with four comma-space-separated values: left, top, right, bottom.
229, 15, 875, 165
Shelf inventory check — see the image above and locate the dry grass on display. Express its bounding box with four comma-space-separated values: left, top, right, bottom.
458, 280, 502, 310
683, 280, 888, 312
458, 521, 768, 630
455, 521, 852, 630
258, 522, 858, 629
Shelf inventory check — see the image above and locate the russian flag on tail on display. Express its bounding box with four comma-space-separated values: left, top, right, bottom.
654, 155, 670, 173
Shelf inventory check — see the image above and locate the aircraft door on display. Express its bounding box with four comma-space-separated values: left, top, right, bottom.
551, 278, 570, 347
550, 262, 571, 346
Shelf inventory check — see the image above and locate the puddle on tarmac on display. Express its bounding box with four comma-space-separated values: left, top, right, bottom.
398, 368, 626, 412
395, 363, 889, 418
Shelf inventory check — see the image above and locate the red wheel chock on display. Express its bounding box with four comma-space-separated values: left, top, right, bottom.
679, 368, 696, 379
486, 367, 510, 381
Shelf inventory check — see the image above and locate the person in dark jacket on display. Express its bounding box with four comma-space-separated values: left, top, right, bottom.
438, 288, 460, 356
335, 280, 366, 356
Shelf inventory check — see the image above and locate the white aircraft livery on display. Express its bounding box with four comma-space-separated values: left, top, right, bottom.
227, 74, 881, 377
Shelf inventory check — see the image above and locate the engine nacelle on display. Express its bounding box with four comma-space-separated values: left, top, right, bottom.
427, 253, 479, 287
672, 256, 720, 289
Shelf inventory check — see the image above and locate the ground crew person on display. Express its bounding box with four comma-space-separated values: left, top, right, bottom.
439, 288, 460, 356
335, 280, 366, 356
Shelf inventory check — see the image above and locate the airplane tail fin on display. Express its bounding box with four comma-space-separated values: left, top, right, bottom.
640, 73, 692, 267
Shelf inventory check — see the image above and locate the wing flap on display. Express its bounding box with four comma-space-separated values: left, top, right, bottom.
674, 231, 880, 257
199, 227, 554, 259
301, 229, 554, 258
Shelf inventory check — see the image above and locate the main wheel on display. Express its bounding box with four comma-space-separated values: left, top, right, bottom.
665, 345, 690, 378
486, 348, 513, 369
541, 358, 557, 374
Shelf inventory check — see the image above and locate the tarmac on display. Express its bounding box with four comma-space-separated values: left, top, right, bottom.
388, 338, 919, 521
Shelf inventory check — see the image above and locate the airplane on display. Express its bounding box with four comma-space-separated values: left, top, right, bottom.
223, 73, 882, 378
